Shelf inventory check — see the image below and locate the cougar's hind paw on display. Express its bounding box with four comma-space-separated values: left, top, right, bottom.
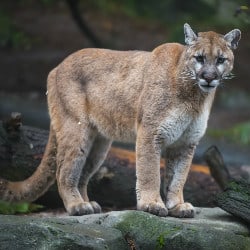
68, 201, 102, 216
68, 202, 94, 216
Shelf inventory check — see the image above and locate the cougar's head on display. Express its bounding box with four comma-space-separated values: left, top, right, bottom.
183, 23, 241, 93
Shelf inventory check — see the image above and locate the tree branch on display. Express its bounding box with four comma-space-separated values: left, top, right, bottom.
65, 0, 103, 48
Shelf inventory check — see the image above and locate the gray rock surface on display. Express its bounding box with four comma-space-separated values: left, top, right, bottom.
0, 215, 127, 250
0, 208, 249, 250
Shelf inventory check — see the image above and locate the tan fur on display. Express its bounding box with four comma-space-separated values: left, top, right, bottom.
0, 24, 241, 217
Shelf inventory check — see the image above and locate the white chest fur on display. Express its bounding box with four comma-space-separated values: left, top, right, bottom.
158, 101, 211, 148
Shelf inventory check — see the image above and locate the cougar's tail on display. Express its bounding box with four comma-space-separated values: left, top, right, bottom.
0, 127, 57, 202
0, 67, 58, 203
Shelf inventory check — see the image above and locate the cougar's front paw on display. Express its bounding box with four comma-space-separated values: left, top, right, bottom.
168, 202, 195, 218
137, 202, 168, 217
67, 201, 102, 216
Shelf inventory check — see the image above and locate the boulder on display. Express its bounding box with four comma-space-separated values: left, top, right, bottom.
1, 208, 249, 250
0, 215, 127, 250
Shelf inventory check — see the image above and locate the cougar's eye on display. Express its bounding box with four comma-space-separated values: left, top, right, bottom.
195, 55, 204, 63
217, 57, 225, 64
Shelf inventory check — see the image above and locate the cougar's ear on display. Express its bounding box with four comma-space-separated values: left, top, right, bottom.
224, 29, 241, 50
184, 23, 198, 45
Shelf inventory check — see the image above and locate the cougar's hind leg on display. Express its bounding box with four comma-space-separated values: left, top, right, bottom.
78, 135, 112, 213
56, 119, 97, 216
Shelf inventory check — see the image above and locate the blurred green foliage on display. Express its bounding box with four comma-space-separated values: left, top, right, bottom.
209, 122, 250, 145
0, 0, 248, 47
96, 0, 217, 21
87, 0, 249, 42
0, 0, 56, 50
0, 11, 31, 50
88, 0, 216, 41
0, 200, 44, 214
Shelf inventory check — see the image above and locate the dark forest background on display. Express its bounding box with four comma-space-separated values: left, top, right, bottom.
0, 0, 250, 145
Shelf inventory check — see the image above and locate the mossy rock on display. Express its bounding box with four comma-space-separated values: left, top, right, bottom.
0, 215, 127, 250
1, 208, 250, 250
76, 208, 250, 250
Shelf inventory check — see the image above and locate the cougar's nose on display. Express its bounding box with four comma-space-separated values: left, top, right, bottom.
201, 71, 218, 83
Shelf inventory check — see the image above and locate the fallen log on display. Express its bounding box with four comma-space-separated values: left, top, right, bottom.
203, 146, 231, 190
216, 180, 250, 224
204, 146, 250, 224
0, 113, 217, 211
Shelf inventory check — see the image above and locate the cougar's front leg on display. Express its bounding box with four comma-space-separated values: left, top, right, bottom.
164, 144, 196, 218
136, 126, 168, 217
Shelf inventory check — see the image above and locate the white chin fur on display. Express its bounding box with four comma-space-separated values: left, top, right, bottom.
198, 85, 216, 93
197, 79, 219, 93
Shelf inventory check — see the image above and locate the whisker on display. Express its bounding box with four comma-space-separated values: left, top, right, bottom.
179, 69, 196, 83
223, 72, 235, 80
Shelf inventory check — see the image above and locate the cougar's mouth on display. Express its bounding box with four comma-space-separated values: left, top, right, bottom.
199, 83, 216, 92
198, 79, 219, 93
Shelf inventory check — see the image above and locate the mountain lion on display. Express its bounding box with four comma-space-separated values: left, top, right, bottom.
0, 24, 241, 217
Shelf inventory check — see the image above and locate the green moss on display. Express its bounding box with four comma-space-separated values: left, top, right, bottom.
112, 211, 250, 250
226, 180, 250, 202
114, 211, 186, 249
156, 234, 165, 249
156, 226, 182, 250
